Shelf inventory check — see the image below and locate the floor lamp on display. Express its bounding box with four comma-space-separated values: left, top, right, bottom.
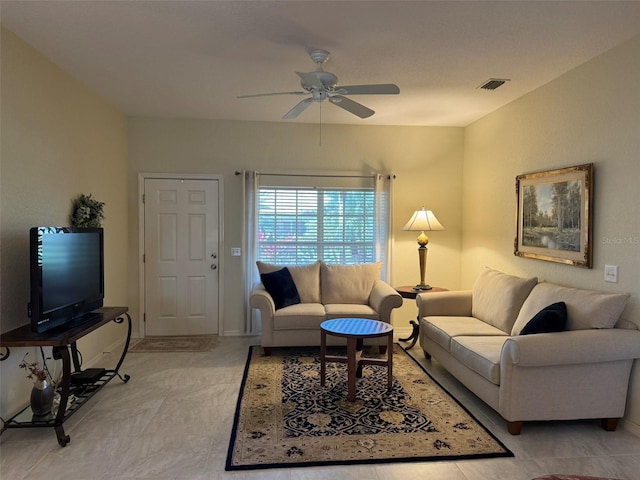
402, 207, 444, 290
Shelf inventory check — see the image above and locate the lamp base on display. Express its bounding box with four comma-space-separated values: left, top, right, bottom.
413, 284, 433, 291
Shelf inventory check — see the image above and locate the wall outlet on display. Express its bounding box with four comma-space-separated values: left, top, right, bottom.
231, 247, 241, 257
604, 264, 618, 283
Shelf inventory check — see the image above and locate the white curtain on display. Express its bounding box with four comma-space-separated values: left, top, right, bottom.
242, 170, 259, 334
375, 173, 395, 283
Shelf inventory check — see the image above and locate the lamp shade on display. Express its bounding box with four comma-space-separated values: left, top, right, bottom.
402, 208, 444, 232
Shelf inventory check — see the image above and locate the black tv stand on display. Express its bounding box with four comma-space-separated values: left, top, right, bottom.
0, 307, 131, 446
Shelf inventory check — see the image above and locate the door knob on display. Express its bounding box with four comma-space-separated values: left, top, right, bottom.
211, 253, 217, 259
211, 264, 217, 270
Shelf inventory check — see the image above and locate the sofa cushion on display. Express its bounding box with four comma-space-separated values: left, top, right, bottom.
472, 268, 538, 334
520, 302, 567, 335
422, 316, 508, 353
272, 303, 326, 330
511, 282, 630, 334
257, 261, 321, 303
450, 336, 508, 385
320, 262, 382, 304
324, 304, 378, 320
259, 267, 300, 310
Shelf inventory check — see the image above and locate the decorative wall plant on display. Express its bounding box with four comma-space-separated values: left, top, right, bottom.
70, 193, 105, 228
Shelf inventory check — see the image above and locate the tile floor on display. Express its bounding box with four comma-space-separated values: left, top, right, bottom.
1, 335, 640, 480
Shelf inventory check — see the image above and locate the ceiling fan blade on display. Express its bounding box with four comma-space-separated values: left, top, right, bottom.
283, 98, 314, 119
237, 91, 306, 98
296, 71, 324, 89
334, 84, 400, 95
329, 95, 375, 118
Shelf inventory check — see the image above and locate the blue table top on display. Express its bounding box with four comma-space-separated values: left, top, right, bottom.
320, 318, 393, 337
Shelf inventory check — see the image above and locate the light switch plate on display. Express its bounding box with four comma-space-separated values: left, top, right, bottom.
604, 264, 618, 283
231, 247, 241, 257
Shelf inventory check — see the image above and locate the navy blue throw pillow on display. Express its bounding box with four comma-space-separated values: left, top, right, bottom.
520, 301, 567, 335
260, 267, 301, 310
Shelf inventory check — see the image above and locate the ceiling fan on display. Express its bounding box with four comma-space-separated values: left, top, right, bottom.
237, 49, 400, 120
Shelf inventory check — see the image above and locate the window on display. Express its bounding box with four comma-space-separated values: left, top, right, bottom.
257, 187, 376, 265
242, 171, 393, 333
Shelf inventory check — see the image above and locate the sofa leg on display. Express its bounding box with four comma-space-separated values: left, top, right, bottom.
601, 418, 619, 432
507, 421, 523, 435
378, 345, 387, 355
423, 349, 431, 360
263, 347, 272, 356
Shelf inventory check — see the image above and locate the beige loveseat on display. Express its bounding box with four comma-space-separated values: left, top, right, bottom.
250, 261, 403, 355
418, 268, 640, 434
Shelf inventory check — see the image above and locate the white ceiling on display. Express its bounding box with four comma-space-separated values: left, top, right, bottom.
2, 1, 640, 127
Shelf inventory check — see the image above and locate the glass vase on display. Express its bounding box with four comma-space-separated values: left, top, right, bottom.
30, 379, 55, 416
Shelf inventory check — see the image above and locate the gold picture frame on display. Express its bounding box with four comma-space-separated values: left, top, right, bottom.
515, 163, 593, 268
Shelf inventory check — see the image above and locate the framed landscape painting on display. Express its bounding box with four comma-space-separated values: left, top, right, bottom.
515, 163, 593, 268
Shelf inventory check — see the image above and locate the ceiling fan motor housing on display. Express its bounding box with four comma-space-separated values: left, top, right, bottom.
311, 90, 329, 101
301, 71, 338, 91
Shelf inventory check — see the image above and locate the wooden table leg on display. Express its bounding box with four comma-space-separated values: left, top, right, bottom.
355, 337, 364, 378
347, 337, 357, 402
399, 319, 420, 349
320, 330, 327, 387
387, 331, 393, 392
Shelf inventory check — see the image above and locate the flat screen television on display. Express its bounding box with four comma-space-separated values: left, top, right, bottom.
29, 227, 105, 333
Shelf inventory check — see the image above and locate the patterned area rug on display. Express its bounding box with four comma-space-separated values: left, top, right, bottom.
129, 336, 218, 352
226, 344, 512, 470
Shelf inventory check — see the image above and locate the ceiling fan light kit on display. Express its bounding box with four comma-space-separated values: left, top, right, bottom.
238, 49, 399, 120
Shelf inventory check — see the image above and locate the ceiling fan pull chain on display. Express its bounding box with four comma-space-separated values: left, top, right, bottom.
319, 101, 322, 147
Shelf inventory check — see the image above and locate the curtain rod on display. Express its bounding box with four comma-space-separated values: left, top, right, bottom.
234, 171, 394, 179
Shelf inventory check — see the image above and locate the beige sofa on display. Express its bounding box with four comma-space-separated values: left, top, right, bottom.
250, 261, 402, 355
418, 268, 640, 434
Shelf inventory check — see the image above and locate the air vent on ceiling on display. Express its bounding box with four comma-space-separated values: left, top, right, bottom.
478, 78, 510, 90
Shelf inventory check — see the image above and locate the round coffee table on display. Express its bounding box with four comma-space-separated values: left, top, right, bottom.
320, 318, 394, 402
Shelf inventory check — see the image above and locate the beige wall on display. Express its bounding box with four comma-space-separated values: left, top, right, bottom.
5, 20, 638, 434
127, 119, 464, 336
0, 27, 128, 418
462, 34, 640, 431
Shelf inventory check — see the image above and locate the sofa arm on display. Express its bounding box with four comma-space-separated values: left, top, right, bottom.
369, 281, 403, 323
250, 285, 275, 310
250, 285, 277, 347
250, 285, 275, 319
502, 328, 640, 367
416, 290, 473, 318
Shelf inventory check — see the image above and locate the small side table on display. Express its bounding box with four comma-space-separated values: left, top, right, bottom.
320, 318, 394, 402
395, 286, 448, 349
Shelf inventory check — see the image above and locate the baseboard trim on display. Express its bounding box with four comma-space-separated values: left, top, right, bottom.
394, 326, 412, 338
81, 336, 128, 369
621, 417, 640, 438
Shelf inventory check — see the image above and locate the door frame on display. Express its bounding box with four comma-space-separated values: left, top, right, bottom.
138, 172, 225, 338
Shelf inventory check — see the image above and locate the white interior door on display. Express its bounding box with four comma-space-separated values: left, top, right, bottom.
144, 178, 220, 336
